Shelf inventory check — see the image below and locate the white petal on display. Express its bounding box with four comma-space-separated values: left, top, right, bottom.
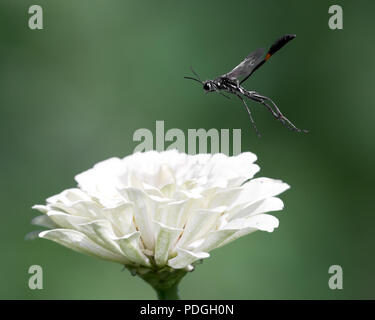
75, 158, 125, 206
39, 229, 128, 263
49, 200, 103, 219
155, 164, 176, 189
189, 213, 279, 252
203, 152, 259, 187
114, 231, 151, 267
101, 203, 135, 236
153, 221, 183, 267
160, 183, 176, 198
76, 220, 124, 256
154, 200, 188, 229
168, 248, 209, 269
177, 207, 224, 247
31, 215, 57, 229
142, 182, 163, 197
224, 213, 279, 232
118, 187, 160, 250
231, 178, 290, 208
47, 188, 91, 206
32, 205, 49, 214
25, 230, 43, 240
228, 197, 284, 220
207, 187, 242, 209
187, 229, 237, 252
218, 214, 279, 248
46, 210, 91, 228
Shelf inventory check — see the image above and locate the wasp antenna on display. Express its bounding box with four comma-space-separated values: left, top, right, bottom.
183, 76, 202, 85
190, 66, 202, 82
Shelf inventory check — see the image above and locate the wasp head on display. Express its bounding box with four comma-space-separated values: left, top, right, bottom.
203, 81, 215, 92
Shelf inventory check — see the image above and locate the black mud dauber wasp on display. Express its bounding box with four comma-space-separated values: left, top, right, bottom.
184, 34, 308, 137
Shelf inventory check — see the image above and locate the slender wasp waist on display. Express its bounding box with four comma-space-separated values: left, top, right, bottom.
214, 77, 252, 96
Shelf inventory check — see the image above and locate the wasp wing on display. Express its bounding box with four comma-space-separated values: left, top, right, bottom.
239, 34, 296, 84
223, 48, 265, 81
223, 34, 296, 84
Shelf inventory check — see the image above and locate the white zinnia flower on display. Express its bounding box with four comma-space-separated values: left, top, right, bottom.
31, 150, 289, 272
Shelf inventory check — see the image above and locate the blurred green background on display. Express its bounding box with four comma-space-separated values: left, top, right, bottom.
1, 0, 374, 299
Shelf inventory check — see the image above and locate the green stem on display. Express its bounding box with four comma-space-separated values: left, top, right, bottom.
156, 282, 179, 300
132, 267, 187, 300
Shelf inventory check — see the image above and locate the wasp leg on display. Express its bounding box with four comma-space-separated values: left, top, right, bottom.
246, 91, 294, 130
235, 79, 240, 89
248, 92, 278, 119
251, 92, 308, 133
236, 94, 261, 138
215, 89, 231, 99
263, 96, 308, 133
